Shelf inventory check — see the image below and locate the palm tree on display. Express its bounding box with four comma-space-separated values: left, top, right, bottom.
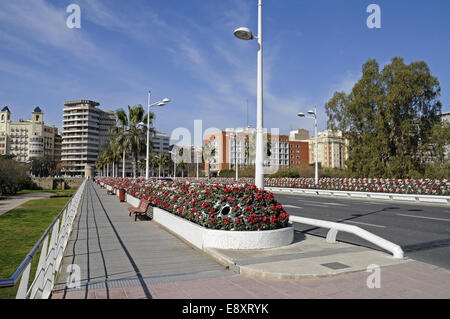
150, 153, 159, 177
110, 109, 128, 178
139, 159, 146, 177
96, 153, 106, 176
156, 153, 169, 178
109, 138, 122, 178
102, 143, 115, 177
111, 105, 154, 178
244, 136, 250, 166
202, 143, 217, 179
177, 148, 187, 178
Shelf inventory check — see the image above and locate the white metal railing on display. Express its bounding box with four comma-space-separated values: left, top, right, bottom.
266, 187, 450, 204
0, 181, 86, 299
289, 215, 404, 259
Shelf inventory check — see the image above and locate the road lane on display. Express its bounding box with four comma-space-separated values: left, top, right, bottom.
274, 192, 450, 269
396, 214, 450, 222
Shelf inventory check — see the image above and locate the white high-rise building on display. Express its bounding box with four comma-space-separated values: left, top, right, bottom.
151, 131, 170, 154
61, 100, 115, 176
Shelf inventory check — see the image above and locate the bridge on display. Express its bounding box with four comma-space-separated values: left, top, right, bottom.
1, 180, 449, 299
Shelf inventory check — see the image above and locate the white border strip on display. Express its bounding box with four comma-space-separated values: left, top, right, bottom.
266, 187, 450, 204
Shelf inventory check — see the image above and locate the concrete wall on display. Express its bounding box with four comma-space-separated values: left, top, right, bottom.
32, 177, 84, 190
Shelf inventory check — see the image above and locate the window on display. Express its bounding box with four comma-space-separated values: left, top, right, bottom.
1, 115, 3, 120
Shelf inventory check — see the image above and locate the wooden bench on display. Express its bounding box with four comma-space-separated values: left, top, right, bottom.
128, 199, 152, 221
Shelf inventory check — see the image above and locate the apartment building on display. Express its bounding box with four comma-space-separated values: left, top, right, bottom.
151, 131, 170, 154
308, 129, 348, 169
288, 129, 310, 167
204, 127, 300, 174
62, 100, 116, 176
0, 106, 61, 162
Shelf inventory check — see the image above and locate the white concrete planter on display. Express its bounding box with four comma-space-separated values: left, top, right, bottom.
126, 194, 141, 208
123, 193, 293, 249
152, 207, 294, 250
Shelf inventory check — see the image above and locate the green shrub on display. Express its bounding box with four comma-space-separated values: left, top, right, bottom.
0, 158, 34, 195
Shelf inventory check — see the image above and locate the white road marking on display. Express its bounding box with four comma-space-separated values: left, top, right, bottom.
362, 202, 385, 205
283, 205, 303, 209
303, 203, 330, 208
396, 214, 450, 222
322, 202, 348, 207
344, 220, 386, 228
298, 199, 330, 207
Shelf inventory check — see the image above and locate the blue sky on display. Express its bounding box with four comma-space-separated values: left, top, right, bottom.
0, 0, 449, 145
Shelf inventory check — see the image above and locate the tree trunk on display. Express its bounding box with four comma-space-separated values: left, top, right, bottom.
132, 153, 137, 178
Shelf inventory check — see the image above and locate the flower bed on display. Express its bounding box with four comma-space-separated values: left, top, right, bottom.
181, 177, 450, 196
94, 177, 290, 231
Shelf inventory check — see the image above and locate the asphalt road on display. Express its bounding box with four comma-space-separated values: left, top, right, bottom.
275, 192, 450, 270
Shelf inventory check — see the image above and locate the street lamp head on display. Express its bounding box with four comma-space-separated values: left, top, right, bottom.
156, 102, 166, 107
307, 110, 315, 115
234, 27, 254, 40
297, 113, 305, 117
162, 98, 171, 104
138, 121, 145, 127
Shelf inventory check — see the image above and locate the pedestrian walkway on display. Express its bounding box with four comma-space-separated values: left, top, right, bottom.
0, 192, 53, 217
51, 180, 450, 299
52, 180, 232, 299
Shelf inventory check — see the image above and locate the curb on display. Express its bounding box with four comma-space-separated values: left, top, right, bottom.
203, 248, 240, 273
202, 247, 412, 281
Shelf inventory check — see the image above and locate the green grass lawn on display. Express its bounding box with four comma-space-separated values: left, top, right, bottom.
0, 188, 77, 201
0, 196, 75, 299
17, 188, 78, 198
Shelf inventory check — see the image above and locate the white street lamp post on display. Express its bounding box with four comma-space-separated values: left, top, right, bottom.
122, 123, 126, 178
234, 0, 264, 190
298, 106, 319, 184
235, 136, 239, 182
122, 150, 126, 178
196, 147, 200, 180
146, 90, 170, 180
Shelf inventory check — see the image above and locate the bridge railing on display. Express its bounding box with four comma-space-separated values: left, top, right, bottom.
0, 180, 86, 299
289, 215, 404, 259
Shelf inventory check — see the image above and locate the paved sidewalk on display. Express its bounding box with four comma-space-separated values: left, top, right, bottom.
52, 180, 232, 299
205, 234, 410, 279
51, 180, 450, 299
0, 192, 53, 216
